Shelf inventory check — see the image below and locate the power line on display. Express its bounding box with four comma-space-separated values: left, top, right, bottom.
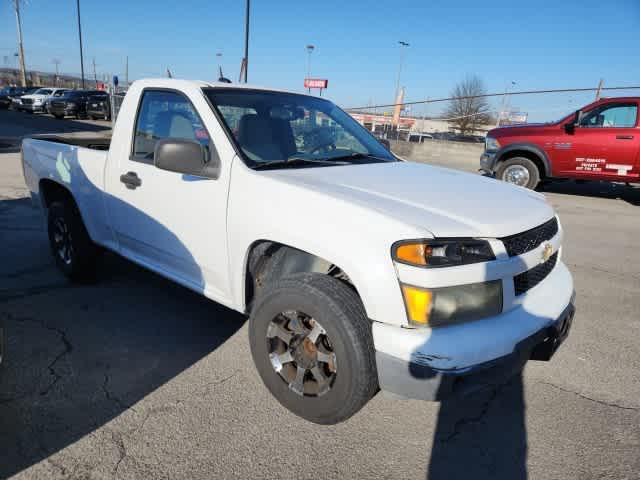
348, 85, 640, 111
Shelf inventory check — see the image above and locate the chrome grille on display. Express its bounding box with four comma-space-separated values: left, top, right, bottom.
501, 218, 558, 257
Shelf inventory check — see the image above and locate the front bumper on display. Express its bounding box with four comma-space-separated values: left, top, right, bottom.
479, 150, 497, 174
376, 300, 574, 400
50, 107, 77, 116
373, 260, 575, 401
21, 104, 44, 112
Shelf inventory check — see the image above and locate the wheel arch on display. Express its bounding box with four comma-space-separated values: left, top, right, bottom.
495, 144, 551, 178
39, 178, 76, 209
38, 179, 96, 240
242, 240, 360, 315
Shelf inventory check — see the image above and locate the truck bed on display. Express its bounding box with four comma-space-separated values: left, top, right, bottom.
28, 131, 112, 150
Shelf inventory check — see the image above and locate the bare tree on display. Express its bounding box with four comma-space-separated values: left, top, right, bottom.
444, 75, 491, 135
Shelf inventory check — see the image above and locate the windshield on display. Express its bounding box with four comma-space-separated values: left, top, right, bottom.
204, 88, 395, 168
33, 89, 52, 95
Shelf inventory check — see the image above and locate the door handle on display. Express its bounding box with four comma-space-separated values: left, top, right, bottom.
120, 171, 142, 189
616, 135, 634, 140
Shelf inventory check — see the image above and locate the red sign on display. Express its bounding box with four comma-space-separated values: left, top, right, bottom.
304, 78, 328, 89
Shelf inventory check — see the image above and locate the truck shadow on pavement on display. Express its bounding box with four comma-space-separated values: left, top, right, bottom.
414, 253, 570, 479
0, 150, 245, 478
427, 375, 527, 479
540, 180, 640, 206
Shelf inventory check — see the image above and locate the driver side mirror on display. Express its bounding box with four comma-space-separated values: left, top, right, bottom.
564, 110, 583, 134
154, 138, 220, 179
379, 138, 391, 150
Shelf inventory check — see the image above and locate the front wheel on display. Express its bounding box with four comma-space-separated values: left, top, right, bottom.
249, 273, 378, 424
496, 157, 540, 189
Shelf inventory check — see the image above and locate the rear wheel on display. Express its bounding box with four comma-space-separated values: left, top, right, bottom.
249, 273, 378, 424
496, 156, 540, 189
47, 200, 100, 282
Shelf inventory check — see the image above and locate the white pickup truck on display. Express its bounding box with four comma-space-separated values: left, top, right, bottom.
22, 79, 575, 424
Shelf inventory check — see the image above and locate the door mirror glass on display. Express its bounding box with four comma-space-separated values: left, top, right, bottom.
154, 138, 220, 179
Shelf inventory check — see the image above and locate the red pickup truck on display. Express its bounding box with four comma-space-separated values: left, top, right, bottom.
480, 97, 640, 189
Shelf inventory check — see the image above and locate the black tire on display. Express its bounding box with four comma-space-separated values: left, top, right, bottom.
47, 200, 100, 282
54, 114, 64, 120
496, 157, 540, 189
249, 273, 378, 424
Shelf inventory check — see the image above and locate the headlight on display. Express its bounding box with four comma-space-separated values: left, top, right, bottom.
34, 99, 42, 104
401, 280, 503, 327
485, 136, 500, 151
393, 239, 495, 268
67, 102, 76, 107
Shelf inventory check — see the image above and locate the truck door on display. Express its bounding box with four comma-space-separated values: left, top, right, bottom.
105, 89, 234, 304
558, 101, 640, 181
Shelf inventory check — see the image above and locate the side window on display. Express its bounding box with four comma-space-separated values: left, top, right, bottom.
132, 90, 211, 162
581, 104, 637, 128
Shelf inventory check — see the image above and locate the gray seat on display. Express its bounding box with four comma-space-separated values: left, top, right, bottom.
154, 110, 196, 140
237, 114, 284, 162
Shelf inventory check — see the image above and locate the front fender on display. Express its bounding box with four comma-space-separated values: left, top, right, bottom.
227, 164, 427, 327
494, 143, 551, 176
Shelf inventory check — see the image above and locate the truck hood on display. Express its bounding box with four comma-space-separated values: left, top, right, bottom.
488, 123, 560, 138
268, 161, 555, 238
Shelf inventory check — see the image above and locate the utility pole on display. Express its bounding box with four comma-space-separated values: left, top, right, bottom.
76, 0, 86, 89
12, 0, 28, 87
125, 56, 129, 87
495, 81, 516, 127
243, 0, 250, 83
595, 78, 604, 101
52, 59, 61, 86
92, 57, 98, 87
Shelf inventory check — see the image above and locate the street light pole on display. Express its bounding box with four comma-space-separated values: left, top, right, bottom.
306, 45, 314, 93
243, 0, 250, 83
394, 41, 409, 103
76, 0, 86, 89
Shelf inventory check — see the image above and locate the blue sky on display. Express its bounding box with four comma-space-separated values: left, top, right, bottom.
1, 0, 639, 121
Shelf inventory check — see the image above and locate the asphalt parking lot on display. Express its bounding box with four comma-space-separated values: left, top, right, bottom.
0, 110, 639, 479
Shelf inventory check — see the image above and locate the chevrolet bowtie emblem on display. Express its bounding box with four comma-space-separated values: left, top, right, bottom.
541, 243, 553, 263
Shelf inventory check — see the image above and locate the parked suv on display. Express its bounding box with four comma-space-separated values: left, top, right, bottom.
85, 91, 111, 120
481, 97, 640, 188
18, 88, 68, 113
49, 90, 102, 119
0, 86, 39, 110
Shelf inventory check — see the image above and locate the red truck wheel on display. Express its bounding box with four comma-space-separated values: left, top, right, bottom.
497, 157, 540, 189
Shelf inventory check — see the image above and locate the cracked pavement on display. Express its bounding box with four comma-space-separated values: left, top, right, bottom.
1, 116, 639, 479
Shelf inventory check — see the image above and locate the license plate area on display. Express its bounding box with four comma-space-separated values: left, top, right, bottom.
530, 306, 574, 361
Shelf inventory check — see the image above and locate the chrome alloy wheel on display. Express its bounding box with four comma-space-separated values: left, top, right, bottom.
52, 218, 73, 265
502, 164, 531, 187
267, 310, 337, 397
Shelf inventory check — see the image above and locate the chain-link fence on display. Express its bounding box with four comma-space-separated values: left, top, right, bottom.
109, 92, 127, 126
347, 84, 640, 143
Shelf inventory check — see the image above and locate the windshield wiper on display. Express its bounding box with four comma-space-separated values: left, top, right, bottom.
321, 152, 395, 163
253, 157, 348, 170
